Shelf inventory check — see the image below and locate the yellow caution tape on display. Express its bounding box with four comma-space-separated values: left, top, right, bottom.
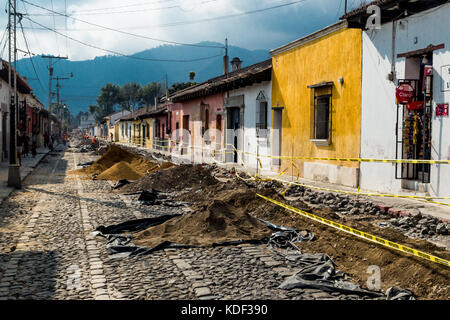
120, 139, 450, 203
231, 147, 450, 165
256, 193, 450, 268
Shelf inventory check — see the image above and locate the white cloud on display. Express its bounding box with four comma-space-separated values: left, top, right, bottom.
1, 0, 344, 61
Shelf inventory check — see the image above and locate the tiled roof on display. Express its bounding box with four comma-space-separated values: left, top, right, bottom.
117, 106, 167, 121
0, 59, 32, 94
341, 0, 448, 23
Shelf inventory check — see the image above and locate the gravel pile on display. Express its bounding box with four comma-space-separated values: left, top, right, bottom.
286, 185, 386, 216
285, 185, 449, 240
390, 214, 450, 237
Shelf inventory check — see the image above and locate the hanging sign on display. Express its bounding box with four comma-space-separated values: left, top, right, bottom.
407, 101, 425, 111
436, 103, 449, 117
396, 83, 415, 104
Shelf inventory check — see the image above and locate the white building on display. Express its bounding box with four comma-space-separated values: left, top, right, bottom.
345, 0, 450, 202
79, 112, 96, 130
224, 58, 272, 173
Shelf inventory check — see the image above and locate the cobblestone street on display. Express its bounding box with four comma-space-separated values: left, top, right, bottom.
0, 148, 386, 301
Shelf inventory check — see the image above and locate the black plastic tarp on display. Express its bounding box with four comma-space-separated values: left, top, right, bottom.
94, 216, 313, 257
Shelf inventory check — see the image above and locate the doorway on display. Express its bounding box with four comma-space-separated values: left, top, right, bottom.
182, 115, 189, 155
272, 108, 283, 168
227, 107, 241, 163
396, 53, 433, 184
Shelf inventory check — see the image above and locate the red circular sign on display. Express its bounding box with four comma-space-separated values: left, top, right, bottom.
396, 84, 415, 104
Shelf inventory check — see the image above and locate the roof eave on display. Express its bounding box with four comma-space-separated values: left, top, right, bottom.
270, 20, 348, 56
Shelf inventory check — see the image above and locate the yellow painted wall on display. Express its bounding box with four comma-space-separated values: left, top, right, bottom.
271, 27, 362, 176
114, 123, 119, 142
143, 118, 153, 149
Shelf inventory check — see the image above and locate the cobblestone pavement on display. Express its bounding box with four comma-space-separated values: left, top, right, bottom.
0, 149, 380, 300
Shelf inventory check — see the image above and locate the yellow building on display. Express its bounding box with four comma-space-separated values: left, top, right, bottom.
270, 21, 362, 187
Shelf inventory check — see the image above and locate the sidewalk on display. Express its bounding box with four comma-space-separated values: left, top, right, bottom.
0, 146, 59, 203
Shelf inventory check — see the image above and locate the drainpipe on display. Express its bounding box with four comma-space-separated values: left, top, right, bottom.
391, 20, 397, 83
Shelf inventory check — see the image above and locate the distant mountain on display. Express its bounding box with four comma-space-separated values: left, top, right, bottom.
16, 42, 270, 115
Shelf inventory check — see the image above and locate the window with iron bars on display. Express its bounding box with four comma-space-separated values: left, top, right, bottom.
256, 101, 268, 138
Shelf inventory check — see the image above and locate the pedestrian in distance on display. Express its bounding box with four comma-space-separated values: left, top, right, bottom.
31, 134, 37, 158
44, 131, 49, 149
23, 135, 30, 157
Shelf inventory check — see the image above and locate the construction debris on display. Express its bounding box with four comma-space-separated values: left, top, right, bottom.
69, 144, 171, 181
89, 144, 450, 299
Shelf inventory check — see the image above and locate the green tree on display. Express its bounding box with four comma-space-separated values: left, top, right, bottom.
141, 82, 162, 108
119, 82, 142, 111
189, 71, 196, 81
97, 83, 120, 115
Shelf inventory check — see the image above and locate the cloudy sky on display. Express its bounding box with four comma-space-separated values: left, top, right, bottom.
1, 0, 367, 61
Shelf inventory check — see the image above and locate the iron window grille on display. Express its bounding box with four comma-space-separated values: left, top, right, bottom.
256, 91, 268, 138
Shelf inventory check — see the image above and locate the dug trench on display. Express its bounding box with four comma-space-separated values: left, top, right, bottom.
79, 145, 449, 299
122, 165, 449, 299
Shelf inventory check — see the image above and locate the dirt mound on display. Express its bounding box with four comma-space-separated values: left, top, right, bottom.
119, 164, 219, 193
69, 144, 162, 180
133, 200, 271, 247
97, 161, 142, 180
251, 198, 450, 300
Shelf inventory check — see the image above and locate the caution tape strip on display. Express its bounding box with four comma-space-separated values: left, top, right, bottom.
119, 140, 450, 203
151, 141, 450, 204
131, 138, 450, 164
255, 175, 450, 202
256, 193, 450, 268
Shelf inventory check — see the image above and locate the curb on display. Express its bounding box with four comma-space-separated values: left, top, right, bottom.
0, 145, 65, 203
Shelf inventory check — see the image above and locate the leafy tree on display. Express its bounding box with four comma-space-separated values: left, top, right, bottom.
141, 82, 162, 108
97, 83, 120, 115
88, 105, 104, 122
119, 82, 142, 111
189, 71, 196, 81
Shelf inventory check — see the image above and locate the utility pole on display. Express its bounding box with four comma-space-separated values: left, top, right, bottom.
165, 74, 169, 101
7, 0, 21, 188
345, 0, 348, 14
56, 75, 71, 112
41, 55, 68, 110
223, 38, 229, 76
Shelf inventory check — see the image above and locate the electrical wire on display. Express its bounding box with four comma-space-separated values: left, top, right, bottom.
28, 4, 180, 16
66, 0, 178, 13
0, 26, 8, 59
25, 16, 224, 63
18, 21, 45, 92
27, 0, 218, 16
21, 0, 224, 49
21, 0, 307, 31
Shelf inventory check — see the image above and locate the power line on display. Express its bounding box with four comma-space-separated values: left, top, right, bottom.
18, 20, 45, 92
21, 0, 224, 49
68, 0, 178, 13
50, 0, 59, 56
0, 26, 8, 59
21, 0, 308, 31
28, 4, 180, 16
25, 16, 224, 63
27, 0, 218, 16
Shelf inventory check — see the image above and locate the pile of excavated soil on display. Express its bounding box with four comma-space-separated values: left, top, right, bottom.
249, 197, 450, 300
133, 200, 272, 247
69, 144, 164, 180
97, 161, 141, 180
118, 164, 219, 193
152, 163, 449, 299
